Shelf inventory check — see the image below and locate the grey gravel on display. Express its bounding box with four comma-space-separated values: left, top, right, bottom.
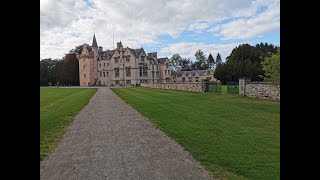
40, 87, 213, 180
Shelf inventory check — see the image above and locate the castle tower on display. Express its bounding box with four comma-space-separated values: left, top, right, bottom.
92, 34, 99, 85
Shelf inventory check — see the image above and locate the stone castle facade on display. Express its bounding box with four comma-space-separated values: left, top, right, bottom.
77, 35, 216, 86
77, 35, 172, 86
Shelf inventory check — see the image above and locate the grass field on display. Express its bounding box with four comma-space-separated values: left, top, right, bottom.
40, 87, 97, 161
112, 87, 280, 179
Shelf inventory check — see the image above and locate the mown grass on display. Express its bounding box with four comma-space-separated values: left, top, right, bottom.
40, 87, 97, 161
112, 87, 279, 180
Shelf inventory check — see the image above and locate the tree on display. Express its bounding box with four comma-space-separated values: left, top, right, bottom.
56, 45, 81, 86
262, 48, 280, 83
216, 53, 222, 65
40, 58, 59, 86
170, 54, 182, 71
194, 49, 208, 70
170, 54, 193, 71
180, 58, 193, 71
214, 43, 278, 83
208, 53, 215, 69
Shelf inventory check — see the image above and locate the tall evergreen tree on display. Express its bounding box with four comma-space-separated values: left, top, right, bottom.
216, 53, 222, 65
208, 53, 215, 69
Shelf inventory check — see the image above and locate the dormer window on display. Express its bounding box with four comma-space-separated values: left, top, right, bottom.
207, 71, 210, 74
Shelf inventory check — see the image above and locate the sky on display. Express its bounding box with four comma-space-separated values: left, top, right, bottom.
40, 0, 280, 62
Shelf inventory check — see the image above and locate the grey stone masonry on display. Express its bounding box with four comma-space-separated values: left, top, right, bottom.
141, 83, 205, 92
239, 78, 280, 100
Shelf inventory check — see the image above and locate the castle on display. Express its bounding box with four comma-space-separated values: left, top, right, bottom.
76, 35, 172, 86
77, 35, 216, 87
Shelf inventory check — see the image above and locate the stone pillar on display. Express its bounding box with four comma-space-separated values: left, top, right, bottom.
239, 78, 251, 95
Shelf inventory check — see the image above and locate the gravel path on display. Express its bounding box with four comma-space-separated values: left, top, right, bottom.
40, 87, 213, 180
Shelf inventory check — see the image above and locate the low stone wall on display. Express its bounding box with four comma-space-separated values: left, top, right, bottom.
245, 83, 280, 100
140, 83, 205, 92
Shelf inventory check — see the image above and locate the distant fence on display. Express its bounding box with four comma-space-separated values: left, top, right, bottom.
140, 83, 205, 92
204, 82, 222, 94
227, 81, 239, 94
239, 79, 280, 100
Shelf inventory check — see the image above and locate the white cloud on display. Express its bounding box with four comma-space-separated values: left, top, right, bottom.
213, 0, 280, 40
187, 21, 210, 33
40, 0, 279, 59
159, 42, 241, 62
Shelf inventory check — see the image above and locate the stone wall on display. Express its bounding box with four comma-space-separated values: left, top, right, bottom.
245, 83, 280, 100
141, 83, 205, 92
239, 78, 280, 100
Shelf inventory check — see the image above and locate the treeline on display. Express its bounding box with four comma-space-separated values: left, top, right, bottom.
40, 45, 83, 86
170, 42, 279, 84
41, 42, 280, 86
214, 43, 278, 84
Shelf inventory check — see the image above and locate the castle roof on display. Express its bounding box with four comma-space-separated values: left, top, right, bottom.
157, 57, 168, 64
98, 49, 115, 59
85, 46, 92, 52
92, 34, 98, 47
127, 48, 144, 57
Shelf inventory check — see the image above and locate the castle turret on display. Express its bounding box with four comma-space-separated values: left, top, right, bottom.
92, 34, 99, 85
117, 41, 123, 49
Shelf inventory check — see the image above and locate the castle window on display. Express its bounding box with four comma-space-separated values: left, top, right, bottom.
107, 72, 109, 77
166, 63, 168, 68
143, 67, 148, 76
165, 70, 167, 75
141, 56, 145, 62
83, 65, 85, 69
115, 68, 119, 77
182, 78, 185, 82
107, 63, 109, 66
126, 55, 130, 62
84, 74, 86, 78
207, 71, 210, 74
114, 57, 119, 63
99, 63, 101, 67
103, 72, 105, 77
100, 72, 102, 77
125, 67, 131, 77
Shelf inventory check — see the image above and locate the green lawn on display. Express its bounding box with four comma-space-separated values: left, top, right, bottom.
112, 87, 280, 180
40, 87, 97, 161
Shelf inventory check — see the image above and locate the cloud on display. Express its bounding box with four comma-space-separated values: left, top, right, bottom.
187, 21, 210, 33
40, 0, 280, 59
211, 0, 280, 40
159, 42, 240, 62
